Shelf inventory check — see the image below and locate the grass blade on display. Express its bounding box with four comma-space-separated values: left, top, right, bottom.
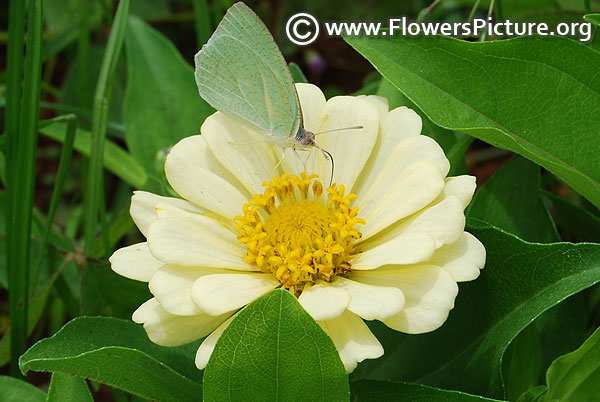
30, 115, 77, 294
191, 0, 212, 47
7, 0, 44, 377
83, 0, 130, 256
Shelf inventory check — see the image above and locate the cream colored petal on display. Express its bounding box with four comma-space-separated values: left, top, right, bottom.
191, 273, 279, 316
350, 233, 436, 270
296, 83, 326, 133
358, 161, 445, 240
149, 265, 227, 316
387, 195, 465, 249
428, 232, 486, 282
195, 313, 238, 369
358, 95, 389, 120
351, 265, 458, 334
202, 112, 280, 194
147, 215, 249, 270
330, 277, 405, 320
298, 281, 350, 321
165, 135, 249, 220
314, 96, 379, 187
130, 191, 205, 237
353, 107, 423, 195
132, 298, 230, 347
435, 175, 477, 209
109, 242, 164, 282
318, 310, 384, 373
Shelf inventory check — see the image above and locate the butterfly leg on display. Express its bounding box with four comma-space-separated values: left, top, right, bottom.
272, 148, 286, 175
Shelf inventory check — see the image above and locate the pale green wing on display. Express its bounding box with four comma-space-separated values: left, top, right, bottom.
194, 2, 302, 142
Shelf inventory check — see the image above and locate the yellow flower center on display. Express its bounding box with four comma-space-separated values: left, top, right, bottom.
234, 173, 365, 294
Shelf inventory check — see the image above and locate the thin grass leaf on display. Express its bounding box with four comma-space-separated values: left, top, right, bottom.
30, 115, 77, 295
83, 0, 130, 256
191, 0, 212, 47
7, 0, 44, 377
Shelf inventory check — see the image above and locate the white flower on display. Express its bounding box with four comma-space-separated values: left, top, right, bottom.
110, 84, 486, 373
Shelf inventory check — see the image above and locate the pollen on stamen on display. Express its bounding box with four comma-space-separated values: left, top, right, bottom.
234, 173, 365, 295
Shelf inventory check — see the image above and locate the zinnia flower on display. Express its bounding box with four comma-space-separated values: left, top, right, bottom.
110, 83, 486, 373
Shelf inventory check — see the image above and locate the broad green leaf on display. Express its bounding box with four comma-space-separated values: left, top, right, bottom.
39, 122, 146, 188
516, 385, 547, 402
350, 380, 505, 402
584, 14, 600, 26
20, 317, 202, 402
345, 35, 600, 209
543, 190, 600, 243
467, 155, 559, 243
289, 62, 308, 83
542, 326, 600, 402
0, 376, 46, 402
47, 372, 93, 402
203, 289, 349, 402
360, 226, 600, 399
502, 324, 543, 401
124, 15, 214, 177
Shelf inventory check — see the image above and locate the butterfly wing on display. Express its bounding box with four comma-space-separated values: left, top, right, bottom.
194, 2, 302, 144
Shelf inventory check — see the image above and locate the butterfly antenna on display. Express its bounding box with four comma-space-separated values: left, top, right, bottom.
315, 125, 363, 135
313, 143, 334, 187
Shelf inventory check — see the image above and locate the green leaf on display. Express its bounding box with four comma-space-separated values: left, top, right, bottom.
542, 326, 600, 402
516, 385, 547, 402
360, 226, 600, 399
0, 376, 46, 402
39, 122, 147, 188
503, 324, 543, 401
467, 155, 559, 243
19, 317, 202, 402
289, 62, 308, 83
543, 190, 600, 243
203, 289, 349, 402
584, 14, 600, 26
350, 380, 506, 402
344, 35, 600, 209
47, 372, 93, 402
124, 15, 214, 177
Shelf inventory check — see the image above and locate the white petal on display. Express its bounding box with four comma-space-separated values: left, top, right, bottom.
202, 112, 280, 194
296, 83, 326, 133
330, 277, 404, 320
149, 265, 226, 316
318, 310, 383, 373
165, 135, 249, 220
358, 94, 389, 120
389, 196, 466, 249
428, 232, 486, 282
132, 298, 230, 346
436, 175, 477, 209
351, 265, 459, 334
353, 107, 423, 195
358, 161, 445, 240
350, 233, 436, 270
298, 281, 350, 321
109, 242, 164, 282
130, 191, 205, 237
312, 96, 379, 187
195, 313, 238, 369
147, 215, 249, 270
191, 273, 279, 316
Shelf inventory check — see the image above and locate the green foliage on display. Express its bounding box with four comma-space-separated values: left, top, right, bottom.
0, 376, 46, 402
47, 373, 93, 402
204, 289, 350, 402
344, 35, 600, 210
19, 317, 202, 402
123, 15, 214, 181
